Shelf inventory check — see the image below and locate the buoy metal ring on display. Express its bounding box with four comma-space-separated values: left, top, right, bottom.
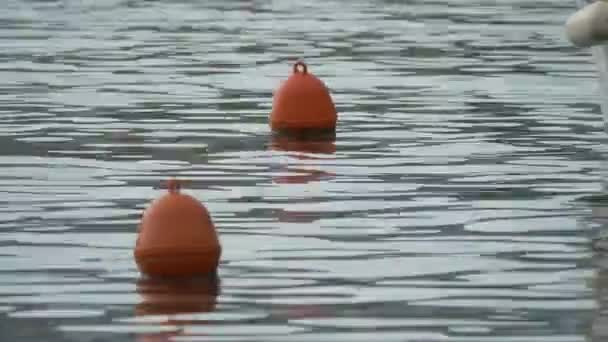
165, 178, 181, 193
293, 61, 308, 74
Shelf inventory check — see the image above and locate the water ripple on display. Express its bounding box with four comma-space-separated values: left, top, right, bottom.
0, 0, 603, 341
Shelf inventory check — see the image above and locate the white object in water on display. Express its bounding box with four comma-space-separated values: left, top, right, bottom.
566, 0, 608, 47
569, 0, 608, 126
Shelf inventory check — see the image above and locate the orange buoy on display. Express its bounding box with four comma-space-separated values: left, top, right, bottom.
134, 179, 221, 278
270, 61, 337, 133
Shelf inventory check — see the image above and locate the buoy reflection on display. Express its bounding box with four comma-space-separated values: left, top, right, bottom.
134, 275, 220, 342
269, 134, 336, 185
269, 134, 336, 224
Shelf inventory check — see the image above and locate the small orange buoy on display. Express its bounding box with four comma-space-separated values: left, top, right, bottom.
134, 179, 221, 278
270, 61, 337, 133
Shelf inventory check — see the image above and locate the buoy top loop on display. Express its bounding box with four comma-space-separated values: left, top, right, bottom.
293, 61, 308, 75
163, 178, 181, 194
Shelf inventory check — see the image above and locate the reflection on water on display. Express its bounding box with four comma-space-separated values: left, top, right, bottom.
135, 276, 220, 317
585, 192, 608, 341
0, 0, 605, 341
271, 135, 336, 225
270, 135, 336, 185
133, 276, 220, 342
269, 136, 337, 156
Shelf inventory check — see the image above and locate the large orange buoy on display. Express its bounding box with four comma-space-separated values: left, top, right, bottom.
270, 61, 337, 133
134, 179, 221, 278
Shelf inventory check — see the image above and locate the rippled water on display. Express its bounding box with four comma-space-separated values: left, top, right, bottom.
0, 0, 607, 341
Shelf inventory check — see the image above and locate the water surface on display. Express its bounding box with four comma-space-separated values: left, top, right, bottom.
0, 0, 606, 341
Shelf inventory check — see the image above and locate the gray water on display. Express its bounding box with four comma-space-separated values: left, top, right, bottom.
0, 0, 606, 341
